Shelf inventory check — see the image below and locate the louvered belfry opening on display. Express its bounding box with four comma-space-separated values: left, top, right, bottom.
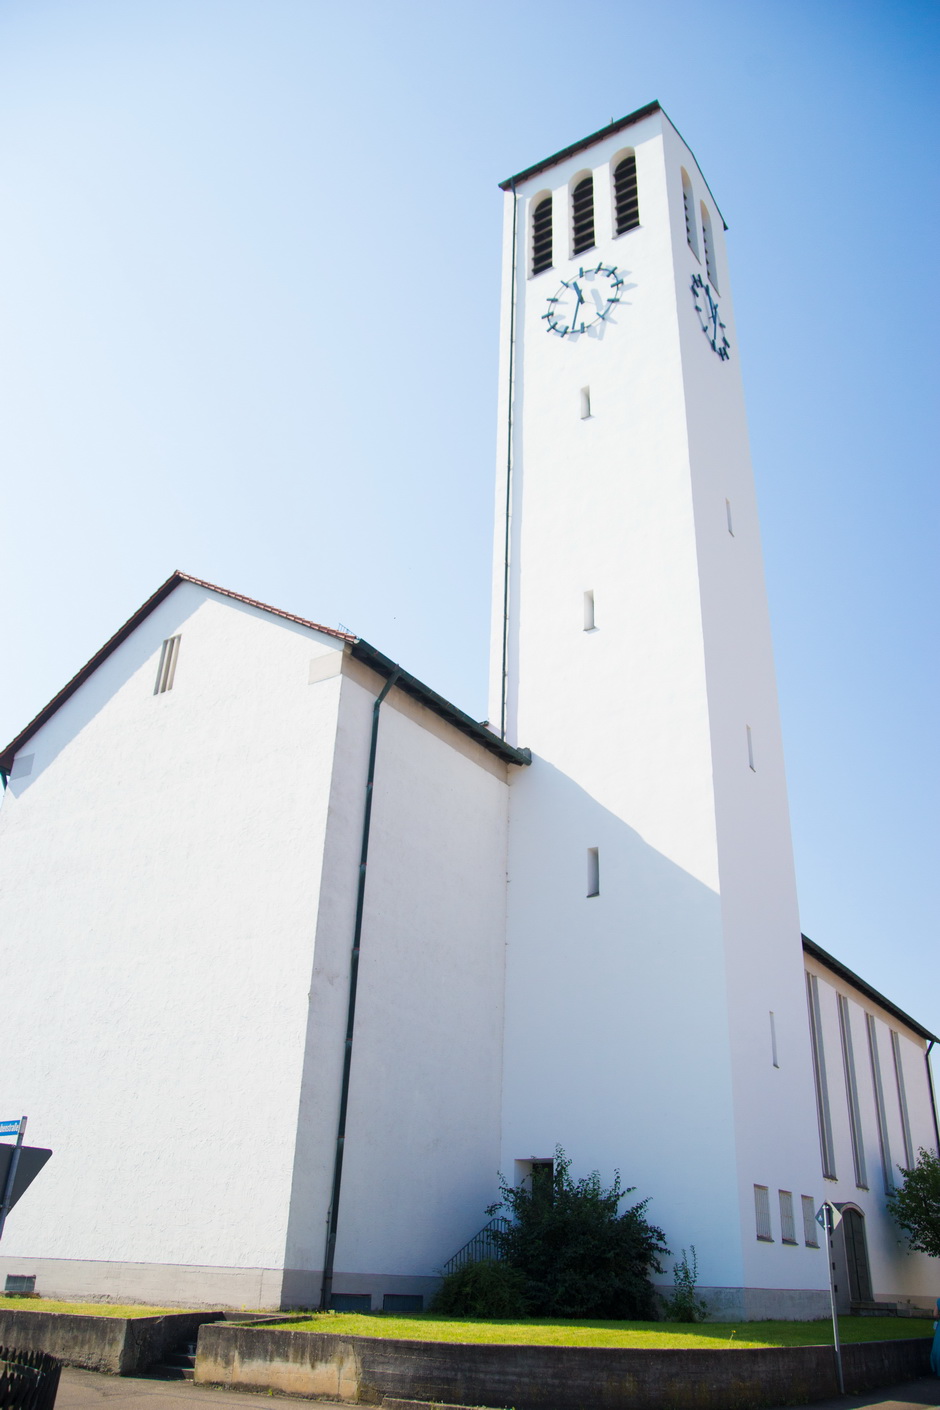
531, 197, 553, 275
614, 154, 639, 234
572, 176, 595, 255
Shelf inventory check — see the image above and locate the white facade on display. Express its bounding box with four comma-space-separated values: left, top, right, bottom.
0, 105, 936, 1315
0, 577, 516, 1307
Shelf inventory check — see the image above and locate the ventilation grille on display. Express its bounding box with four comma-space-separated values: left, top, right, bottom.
572, 177, 595, 255
330, 1293, 371, 1312
532, 197, 553, 275
4, 1275, 36, 1295
801, 1195, 819, 1247
154, 636, 181, 695
614, 155, 639, 233
779, 1190, 797, 1244
382, 1294, 423, 1312
754, 1184, 772, 1241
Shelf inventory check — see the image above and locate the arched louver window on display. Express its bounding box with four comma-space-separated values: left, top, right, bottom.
681, 168, 698, 257
701, 202, 718, 290
614, 154, 639, 234
572, 176, 595, 255
531, 197, 553, 275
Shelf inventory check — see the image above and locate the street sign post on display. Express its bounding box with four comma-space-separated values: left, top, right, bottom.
816, 1202, 844, 1394
0, 1116, 27, 1242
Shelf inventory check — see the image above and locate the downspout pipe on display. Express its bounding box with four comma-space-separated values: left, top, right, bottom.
319, 666, 401, 1311
926, 1040, 940, 1154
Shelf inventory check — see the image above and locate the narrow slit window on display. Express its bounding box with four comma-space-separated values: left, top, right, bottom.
746, 725, 756, 771
891, 1031, 915, 1170
779, 1191, 796, 1244
583, 591, 596, 631
807, 973, 837, 1179
801, 1195, 819, 1247
587, 847, 600, 897
580, 386, 591, 419
681, 169, 699, 257
154, 635, 181, 695
867, 1013, 894, 1192
838, 994, 868, 1188
614, 153, 639, 234
572, 176, 595, 255
701, 202, 719, 290
754, 1185, 773, 1241
770, 1011, 779, 1068
725, 499, 734, 535
531, 196, 553, 276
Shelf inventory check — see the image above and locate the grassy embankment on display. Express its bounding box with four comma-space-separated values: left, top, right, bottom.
263, 1311, 935, 1350
0, 1297, 200, 1318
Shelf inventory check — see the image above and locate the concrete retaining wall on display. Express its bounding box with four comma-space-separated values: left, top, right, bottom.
0, 1309, 223, 1374
194, 1322, 933, 1409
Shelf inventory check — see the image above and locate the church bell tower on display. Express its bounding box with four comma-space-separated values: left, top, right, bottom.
490, 104, 826, 1316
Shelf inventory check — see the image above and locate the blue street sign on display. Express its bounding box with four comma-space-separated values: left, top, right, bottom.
0, 1122, 22, 1138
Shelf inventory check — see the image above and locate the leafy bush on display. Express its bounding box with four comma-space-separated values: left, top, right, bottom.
430, 1259, 531, 1318
660, 1246, 709, 1322
487, 1146, 669, 1320
886, 1148, 940, 1259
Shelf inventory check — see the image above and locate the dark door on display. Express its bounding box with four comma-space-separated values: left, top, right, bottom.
843, 1208, 873, 1303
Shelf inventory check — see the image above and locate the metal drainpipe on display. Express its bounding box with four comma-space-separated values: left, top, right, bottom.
319, 666, 400, 1312
499, 179, 518, 742
925, 1040, 940, 1153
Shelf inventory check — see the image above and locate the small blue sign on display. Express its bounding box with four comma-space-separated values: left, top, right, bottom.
0, 1122, 21, 1138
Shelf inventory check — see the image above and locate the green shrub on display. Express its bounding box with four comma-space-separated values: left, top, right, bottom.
660, 1246, 709, 1322
487, 1146, 669, 1320
886, 1148, 940, 1259
431, 1259, 531, 1318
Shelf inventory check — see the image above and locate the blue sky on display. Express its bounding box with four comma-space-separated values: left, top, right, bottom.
1, 0, 937, 1030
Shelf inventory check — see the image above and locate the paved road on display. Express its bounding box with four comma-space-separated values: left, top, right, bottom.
54, 1366, 940, 1410
55, 1367, 350, 1407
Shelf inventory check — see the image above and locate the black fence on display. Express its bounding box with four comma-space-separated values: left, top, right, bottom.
0, 1346, 60, 1409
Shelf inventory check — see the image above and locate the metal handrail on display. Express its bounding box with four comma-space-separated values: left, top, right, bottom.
441, 1217, 511, 1275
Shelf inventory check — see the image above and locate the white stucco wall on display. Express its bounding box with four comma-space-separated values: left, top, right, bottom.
805, 954, 939, 1306
490, 109, 826, 1310
282, 667, 510, 1299
0, 583, 346, 1296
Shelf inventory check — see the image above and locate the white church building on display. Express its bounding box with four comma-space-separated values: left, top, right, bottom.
1, 103, 937, 1320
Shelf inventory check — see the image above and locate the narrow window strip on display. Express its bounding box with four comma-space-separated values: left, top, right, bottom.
779, 1190, 796, 1244
586, 847, 600, 898
614, 153, 640, 234
572, 176, 595, 256
532, 196, 553, 276
154, 635, 181, 695
770, 1011, 779, 1068
806, 973, 837, 1178
891, 1031, 915, 1170
801, 1195, 819, 1247
754, 1184, 773, 1241
725, 498, 734, 536
867, 1013, 894, 1192
838, 995, 868, 1188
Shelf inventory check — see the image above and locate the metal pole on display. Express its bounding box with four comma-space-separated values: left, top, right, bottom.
825, 1203, 845, 1395
0, 1116, 27, 1243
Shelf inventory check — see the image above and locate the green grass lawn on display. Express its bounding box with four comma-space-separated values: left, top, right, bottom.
263, 1311, 936, 1350
0, 1296, 202, 1318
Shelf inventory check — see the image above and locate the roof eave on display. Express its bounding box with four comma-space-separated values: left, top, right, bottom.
802, 934, 938, 1044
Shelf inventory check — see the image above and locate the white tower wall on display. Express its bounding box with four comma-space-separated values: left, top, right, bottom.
491, 107, 827, 1315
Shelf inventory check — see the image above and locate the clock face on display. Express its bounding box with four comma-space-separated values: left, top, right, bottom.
543, 263, 624, 337
691, 274, 730, 360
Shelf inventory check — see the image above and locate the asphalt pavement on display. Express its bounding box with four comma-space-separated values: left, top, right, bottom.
53, 1366, 940, 1410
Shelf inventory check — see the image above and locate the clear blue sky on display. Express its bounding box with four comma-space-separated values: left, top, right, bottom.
1, 1, 937, 1031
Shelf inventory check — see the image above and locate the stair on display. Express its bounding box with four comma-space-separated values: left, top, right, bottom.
148, 1336, 197, 1380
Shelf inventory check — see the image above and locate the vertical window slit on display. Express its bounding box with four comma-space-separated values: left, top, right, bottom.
754, 1185, 773, 1241
580, 386, 591, 419
681, 169, 699, 257
531, 196, 553, 276
572, 176, 595, 255
701, 202, 719, 290
779, 1191, 796, 1243
806, 973, 837, 1179
726, 499, 734, 536
614, 153, 639, 234
867, 1014, 894, 1192
746, 725, 756, 771
838, 994, 868, 1188
583, 591, 595, 632
586, 847, 600, 897
154, 635, 181, 695
891, 1031, 915, 1170
801, 1195, 819, 1247
770, 1011, 779, 1068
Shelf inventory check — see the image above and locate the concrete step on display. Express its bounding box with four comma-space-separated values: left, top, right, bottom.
382, 1400, 502, 1410
149, 1363, 194, 1381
